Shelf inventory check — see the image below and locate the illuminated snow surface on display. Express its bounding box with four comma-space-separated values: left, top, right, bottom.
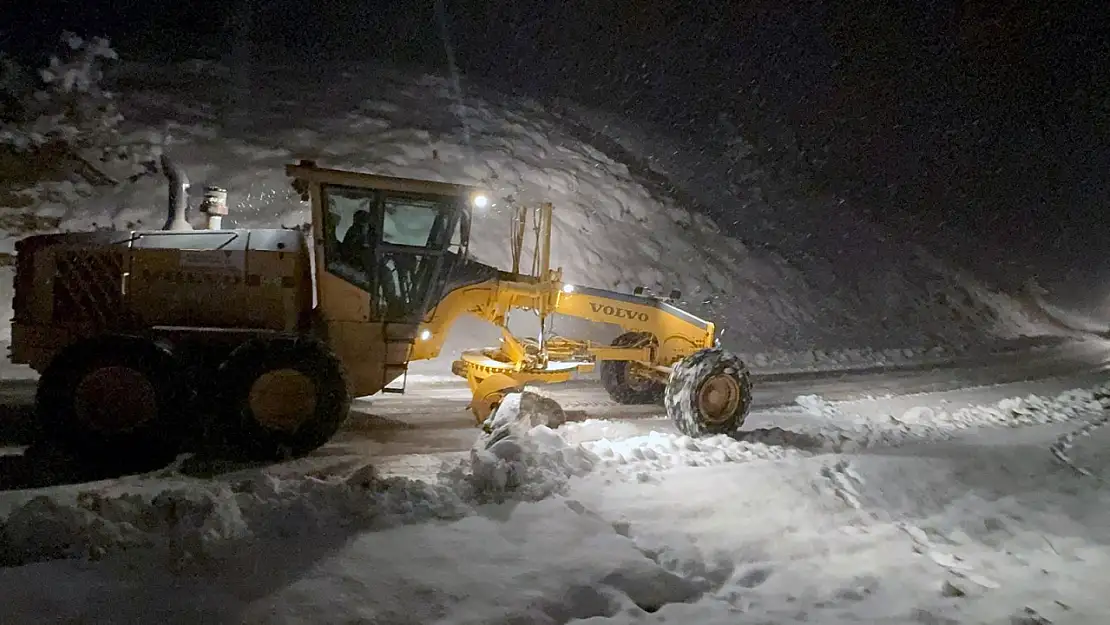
1, 387, 1110, 624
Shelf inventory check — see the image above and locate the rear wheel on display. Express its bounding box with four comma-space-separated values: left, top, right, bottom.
216, 337, 351, 461
664, 347, 753, 437
34, 336, 187, 466
599, 332, 665, 404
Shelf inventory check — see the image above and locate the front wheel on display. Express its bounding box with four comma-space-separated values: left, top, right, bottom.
664, 347, 753, 437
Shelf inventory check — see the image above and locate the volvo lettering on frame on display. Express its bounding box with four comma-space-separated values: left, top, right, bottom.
590, 302, 649, 322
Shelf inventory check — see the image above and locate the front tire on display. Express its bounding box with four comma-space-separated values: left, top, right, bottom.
664, 347, 753, 437
34, 336, 187, 466
216, 337, 351, 461
599, 332, 665, 405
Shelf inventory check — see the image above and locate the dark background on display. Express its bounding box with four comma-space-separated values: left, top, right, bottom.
4, 0, 1110, 297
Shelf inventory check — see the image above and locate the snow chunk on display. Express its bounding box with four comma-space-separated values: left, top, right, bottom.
440, 392, 599, 503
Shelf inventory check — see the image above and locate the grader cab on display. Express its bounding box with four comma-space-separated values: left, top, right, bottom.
9, 157, 752, 465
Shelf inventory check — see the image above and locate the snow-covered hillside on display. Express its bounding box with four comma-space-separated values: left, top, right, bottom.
0, 59, 1065, 356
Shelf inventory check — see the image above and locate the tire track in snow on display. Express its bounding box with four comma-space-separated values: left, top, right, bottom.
1050, 412, 1110, 478
817, 459, 1001, 591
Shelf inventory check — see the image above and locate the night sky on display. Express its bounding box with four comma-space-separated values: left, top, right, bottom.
4, 0, 1110, 290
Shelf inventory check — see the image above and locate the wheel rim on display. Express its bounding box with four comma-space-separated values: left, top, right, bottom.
248, 369, 318, 431
74, 366, 159, 432
696, 374, 742, 425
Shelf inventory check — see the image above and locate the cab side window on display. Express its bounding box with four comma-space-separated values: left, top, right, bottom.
322, 185, 377, 291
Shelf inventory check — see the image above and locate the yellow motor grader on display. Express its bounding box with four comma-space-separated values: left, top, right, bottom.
8, 157, 752, 463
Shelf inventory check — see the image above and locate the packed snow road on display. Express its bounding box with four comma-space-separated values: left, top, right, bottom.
1, 338, 1109, 488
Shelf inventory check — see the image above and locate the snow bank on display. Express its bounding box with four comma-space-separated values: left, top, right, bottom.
0, 59, 1064, 362
794, 383, 1110, 450
565, 381, 1110, 475
0, 464, 470, 569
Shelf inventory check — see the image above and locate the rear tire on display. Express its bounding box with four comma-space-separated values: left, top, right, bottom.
599, 332, 665, 405
664, 347, 753, 437
34, 336, 187, 467
216, 337, 351, 461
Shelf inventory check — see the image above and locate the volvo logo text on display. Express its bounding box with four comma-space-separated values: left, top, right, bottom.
590, 302, 649, 322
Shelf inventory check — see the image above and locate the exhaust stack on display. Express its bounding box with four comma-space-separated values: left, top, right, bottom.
161, 154, 193, 231
199, 186, 229, 229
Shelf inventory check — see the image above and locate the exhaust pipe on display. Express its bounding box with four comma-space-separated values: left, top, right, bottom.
199, 186, 229, 230
161, 154, 193, 231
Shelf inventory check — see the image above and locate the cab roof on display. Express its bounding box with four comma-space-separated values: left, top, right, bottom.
285, 160, 481, 198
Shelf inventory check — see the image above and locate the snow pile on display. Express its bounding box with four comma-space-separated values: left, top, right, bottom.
440, 392, 600, 503
455, 391, 817, 483
436, 391, 807, 498
0, 57, 1065, 361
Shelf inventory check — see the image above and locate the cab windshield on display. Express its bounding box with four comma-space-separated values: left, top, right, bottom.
321, 184, 463, 321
